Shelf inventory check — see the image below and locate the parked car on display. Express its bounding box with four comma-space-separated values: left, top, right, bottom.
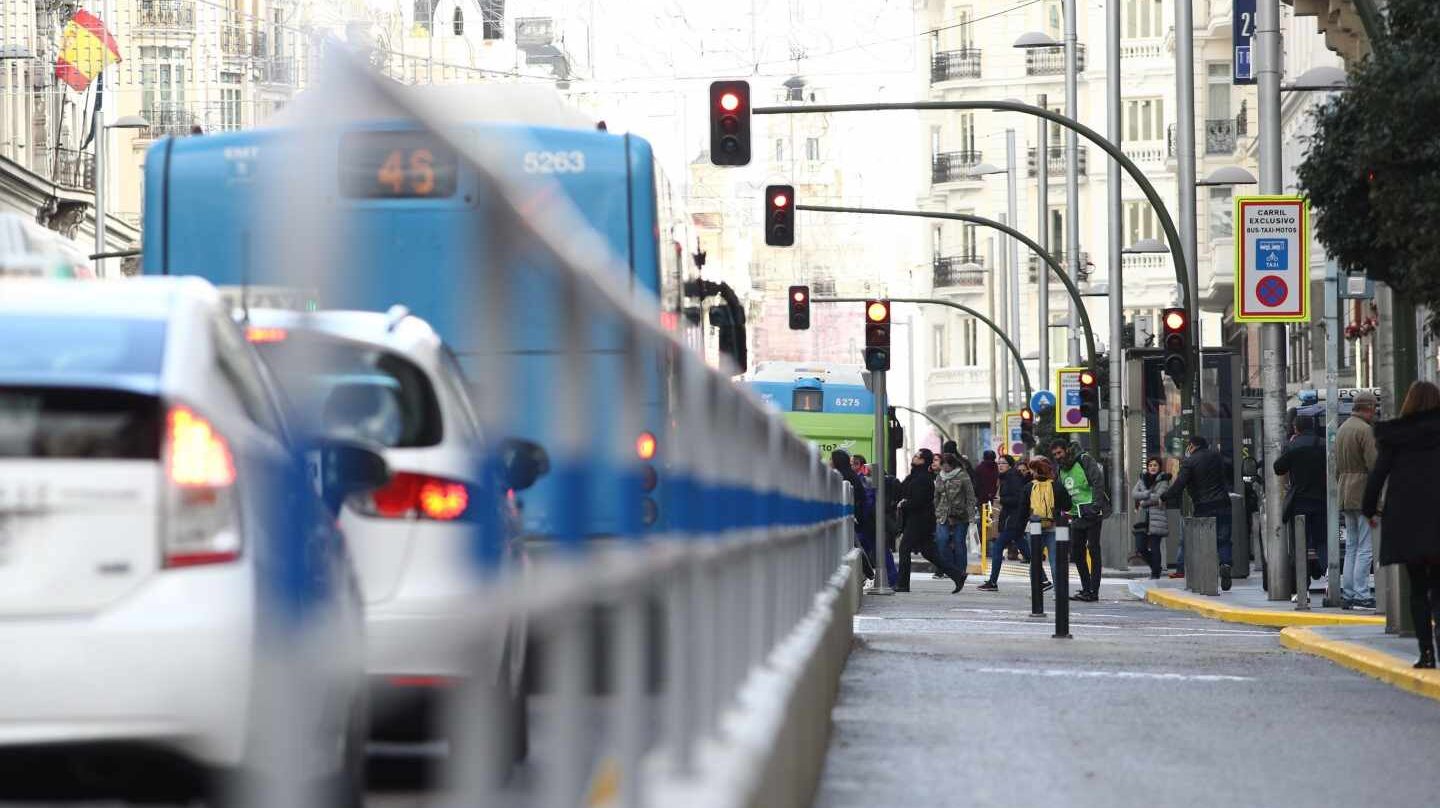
0, 277, 379, 801
243, 306, 543, 756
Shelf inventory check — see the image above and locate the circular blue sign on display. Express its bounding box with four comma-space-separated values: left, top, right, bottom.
1030, 390, 1056, 413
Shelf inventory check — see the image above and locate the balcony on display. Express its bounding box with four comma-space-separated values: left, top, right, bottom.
932, 256, 986, 289
1025, 44, 1085, 76
137, 0, 194, 29
139, 103, 200, 139
1027, 252, 1090, 284
931, 150, 983, 184
1124, 141, 1169, 166
1121, 40, 1163, 60
255, 57, 297, 85
931, 48, 981, 83
1027, 145, 1087, 178
40, 147, 94, 191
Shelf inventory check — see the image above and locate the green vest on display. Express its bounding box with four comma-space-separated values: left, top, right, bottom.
1059, 461, 1093, 515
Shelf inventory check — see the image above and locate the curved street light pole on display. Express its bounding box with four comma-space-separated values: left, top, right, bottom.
814, 295, 1034, 404
797, 204, 1098, 371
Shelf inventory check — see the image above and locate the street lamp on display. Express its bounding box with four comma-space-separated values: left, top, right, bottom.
1282, 65, 1348, 93
94, 114, 149, 278
1122, 238, 1169, 255
1197, 166, 1258, 187
1012, 31, 1058, 49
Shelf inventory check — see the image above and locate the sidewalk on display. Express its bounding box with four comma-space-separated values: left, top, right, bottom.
1280, 625, 1440, 702
1127, 576, 1385, 627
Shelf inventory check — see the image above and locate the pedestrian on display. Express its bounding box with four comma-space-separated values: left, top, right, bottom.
894, 448, 969, 593
1274, 414, 1328, 583
1363, 380, 1440, 669
934, 452, 976, 576
1012, 456, 1071, 587
976, 449, 999, 507
834, 449, 896, 585
1163, 435, 1234, 588
978, 454, 1050, 591
1049, 439, 1111, 602
1131, 456, 1172, 579
851, 453, 869, 480
1336, 390, 1378, 609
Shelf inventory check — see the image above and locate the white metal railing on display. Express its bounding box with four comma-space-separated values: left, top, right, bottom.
236, 51, 855, 808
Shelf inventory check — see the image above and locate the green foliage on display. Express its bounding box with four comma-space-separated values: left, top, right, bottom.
1297, 0, 1440, 325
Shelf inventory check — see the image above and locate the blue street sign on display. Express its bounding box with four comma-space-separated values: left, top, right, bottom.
1257, 238, 1288, 271
1234, 0, 1256, 85
1030, 390, 1056, 414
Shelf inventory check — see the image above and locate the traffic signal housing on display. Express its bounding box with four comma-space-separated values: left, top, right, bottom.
1019, 407, 1035, 448
788, 284, 810, 330
863, 299, 891, 371
887, 406, 904, 452
1077, 367, 1100, 421
1161, 307, 1190, 386
709, 81, 751, 165
765, 185, 795, 247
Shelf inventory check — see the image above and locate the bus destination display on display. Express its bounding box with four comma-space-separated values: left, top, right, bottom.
339, 131, 459, 199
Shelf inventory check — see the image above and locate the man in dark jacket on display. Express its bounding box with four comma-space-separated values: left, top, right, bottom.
1050, 439, 1111, 601
976, 450, 999, 506
1274, 415, 1328, 581
894, 448, 969, 593
1163, 434, 1234, 588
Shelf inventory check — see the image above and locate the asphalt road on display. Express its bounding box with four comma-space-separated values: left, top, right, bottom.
814, 569, 1440, 808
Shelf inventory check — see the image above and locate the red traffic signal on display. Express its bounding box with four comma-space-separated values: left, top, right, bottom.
1161, 306, 1190, 386
765, 184, 795, 246
788, 284, 810, 330
709, 81, 751, 166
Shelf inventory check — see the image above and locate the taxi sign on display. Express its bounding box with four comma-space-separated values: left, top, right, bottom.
1235, 195, 1308, 322
1055, 367, 1089, 433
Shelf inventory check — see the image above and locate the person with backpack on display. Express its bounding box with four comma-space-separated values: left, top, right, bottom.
1011, 456, 1071, 588
833, 449, 895, 585
1049, 439, 1112, 602
894, 448, 969, 593
978, 454, 1050, 592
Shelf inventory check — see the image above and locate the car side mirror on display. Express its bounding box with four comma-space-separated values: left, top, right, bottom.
498, 437, 550, 492
316, 439, 390, 511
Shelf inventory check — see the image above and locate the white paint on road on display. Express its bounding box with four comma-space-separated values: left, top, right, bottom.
974, 666, 1254, 682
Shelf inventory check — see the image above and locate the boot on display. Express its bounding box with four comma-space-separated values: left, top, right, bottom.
1416, 648, 1436, 670
951, 571, 968, 593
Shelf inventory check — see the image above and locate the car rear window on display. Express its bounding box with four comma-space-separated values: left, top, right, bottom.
0, 387, 162, 459
254, 332, 442, 448
0, 315, 166, 377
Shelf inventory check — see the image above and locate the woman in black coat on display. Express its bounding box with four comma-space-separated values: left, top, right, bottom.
894, 448, 968, 593
1363, 380, 1440, 669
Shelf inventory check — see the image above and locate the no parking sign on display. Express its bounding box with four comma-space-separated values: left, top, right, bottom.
1235, 195, 1309, 322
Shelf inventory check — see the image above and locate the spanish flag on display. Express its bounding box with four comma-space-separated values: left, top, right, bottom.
54, 10, 121, 92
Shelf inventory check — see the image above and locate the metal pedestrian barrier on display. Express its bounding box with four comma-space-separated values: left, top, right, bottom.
1183, 517, 1219, 596
233, 51, 857, 808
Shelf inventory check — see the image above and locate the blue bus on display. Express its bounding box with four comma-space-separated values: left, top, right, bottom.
744, 362, 878, 460
141, 88, 698, 536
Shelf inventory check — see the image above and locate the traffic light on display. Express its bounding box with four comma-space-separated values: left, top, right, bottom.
1161, 306, 1190, 386
887, 406, 905, 452
765, 184, 795, 247
709, 80, 751, 166
863, 299, 890, 371
1019, 406, 1035, 448
788, 284, 810, 330
1077, 367, 1100, 422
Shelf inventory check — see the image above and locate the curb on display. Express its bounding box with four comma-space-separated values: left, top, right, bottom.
1137, 583, 1385, 628
1280, 627, 1440, 703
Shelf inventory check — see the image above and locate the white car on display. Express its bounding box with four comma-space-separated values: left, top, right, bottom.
0, 278, 373, 801
244, 307, 538, 753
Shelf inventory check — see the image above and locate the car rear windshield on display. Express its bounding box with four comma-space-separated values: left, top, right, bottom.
0, 388, 162, 459
254, 332, 442, 448
0, 315, 166, 377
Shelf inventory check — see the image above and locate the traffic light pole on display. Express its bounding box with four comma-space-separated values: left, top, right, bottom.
814, 296, 1034, 404
870, 369, 893, 596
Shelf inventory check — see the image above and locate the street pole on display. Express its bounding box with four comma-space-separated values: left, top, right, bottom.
1006, 128, 1020, 408
988, 235, 1000, 433
906, 315, 918, 447
1107, 0, 1126, 511
998, 232, 1012, 413
1324, 263, 1341, 605
1037, 94, 1050, 402
1258, 0, 1291, 600
1176, 0, 1200, 444
871, 369, 892, 595
1064, 0, 1081, 366
93, 0, 113, 278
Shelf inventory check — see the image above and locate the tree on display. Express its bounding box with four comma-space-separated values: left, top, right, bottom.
1297, 0, 1440, 326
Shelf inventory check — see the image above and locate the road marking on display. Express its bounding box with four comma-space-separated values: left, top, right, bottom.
974, 666, 1253, 682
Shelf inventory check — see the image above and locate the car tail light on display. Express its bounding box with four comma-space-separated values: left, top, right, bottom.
636, 431, 657, 461
162, 406, 242, 568
350, 471, 470, 521
244, 326, 288, 344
